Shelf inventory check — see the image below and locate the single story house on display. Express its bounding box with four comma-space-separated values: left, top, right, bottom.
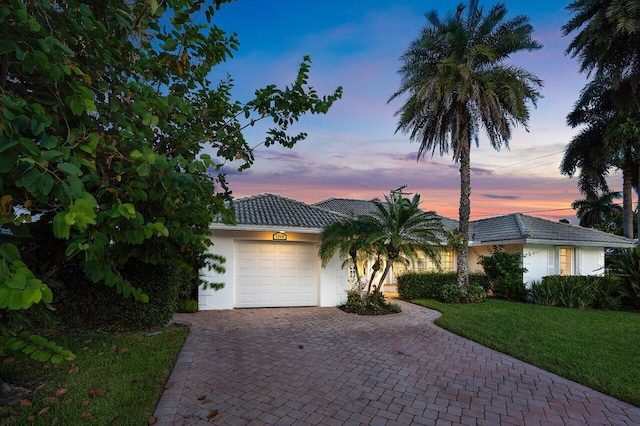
199, 193, 636, 310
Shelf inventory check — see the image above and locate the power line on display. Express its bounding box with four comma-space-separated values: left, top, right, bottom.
469, 200, 636, 219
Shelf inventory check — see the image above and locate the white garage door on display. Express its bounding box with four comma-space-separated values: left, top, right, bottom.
235, 241, 318, 308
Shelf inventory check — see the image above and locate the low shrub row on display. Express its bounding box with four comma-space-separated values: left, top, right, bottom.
397, 272, 489, 303
530, 275, 625, 310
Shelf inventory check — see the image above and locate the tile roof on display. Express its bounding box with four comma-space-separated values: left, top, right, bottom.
218, 194, 636, 248
223, 193, 346, 229
470, 213, 635, 248
312, 198, 381, 216
314, 198, 459, 231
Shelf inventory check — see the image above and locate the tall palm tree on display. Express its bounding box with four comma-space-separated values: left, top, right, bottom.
571, 190, 622, 229
563, 0, 640, 237
361, 193, 443, 293
389, 0, 542, 290
561, 75, 638, 237
563, 0, 640, 79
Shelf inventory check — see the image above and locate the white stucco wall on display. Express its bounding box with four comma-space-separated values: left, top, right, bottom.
523, 244, 605, 285
199, 228, 348, 310
469, 243, 606, 287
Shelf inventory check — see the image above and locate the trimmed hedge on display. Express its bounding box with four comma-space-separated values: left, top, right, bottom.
397, 272, 489, 302
530, 275, 624, 310
54, 260, 183, 329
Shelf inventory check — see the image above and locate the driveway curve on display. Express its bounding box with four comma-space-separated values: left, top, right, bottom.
154, 300, 640, 425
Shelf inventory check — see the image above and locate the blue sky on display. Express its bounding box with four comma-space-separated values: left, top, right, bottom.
207, 0, 610, 222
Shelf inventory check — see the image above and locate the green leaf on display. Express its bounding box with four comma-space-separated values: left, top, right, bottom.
57, 162, 83, 176
0, 152, 18, 173
39, 173, 54, 195
136, 163, 151, 177
0, 287, 10, 308
69, 99, 84, 116
52, 212, 70, 239
33, 50, 50, 70
0, 139, 19, 153
21, 168, 41, 193
41, 287, 53, 303
9, 289, 22, 310
0, 243, 21, 264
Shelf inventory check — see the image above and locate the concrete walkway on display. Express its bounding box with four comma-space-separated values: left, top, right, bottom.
154, 301, 640, 425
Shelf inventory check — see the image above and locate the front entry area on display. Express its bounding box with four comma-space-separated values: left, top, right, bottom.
234, 241, 318, 308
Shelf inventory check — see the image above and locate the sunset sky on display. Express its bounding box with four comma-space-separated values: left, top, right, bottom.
208, 0, 619, 223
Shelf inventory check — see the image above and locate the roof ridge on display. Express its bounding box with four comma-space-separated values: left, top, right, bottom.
514, 213, 530, 238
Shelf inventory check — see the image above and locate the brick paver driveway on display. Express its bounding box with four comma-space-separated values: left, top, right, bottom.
154, 300, 640, 425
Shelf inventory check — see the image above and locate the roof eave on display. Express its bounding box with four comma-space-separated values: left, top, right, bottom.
470, 238, 526, 247
470, 238, 635, 248
524, 238, 636, 248
210, 223, 323, 234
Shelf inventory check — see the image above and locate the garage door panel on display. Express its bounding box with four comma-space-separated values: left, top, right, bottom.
278, 245, 295, 254
259, 293, 276, 303
235, 241, 318, 308
298, 260, 313, 269
237, 259, 255, 270
238, 243, 257, 253
236, 275, 255, 286
279, 260, 296, 270
280, 276, 296, 286
258, 275, 275, 286
260, 244, 277, 254
279, 293, 295, 303
236, 293, 256, 304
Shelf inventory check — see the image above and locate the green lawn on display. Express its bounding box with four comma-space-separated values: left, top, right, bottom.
0, 325, 187, 425
414, 298, 640, 407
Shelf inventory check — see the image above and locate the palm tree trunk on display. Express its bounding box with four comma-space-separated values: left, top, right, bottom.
623, 158, 634, 238
376, 258, 394, 293
349, 250, 361, 282
457, 142, 471, 292
366, 257, 381, 295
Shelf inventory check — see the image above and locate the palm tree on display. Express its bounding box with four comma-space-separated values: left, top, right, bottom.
563, 0, 640, 79
360, 193, 444, 293
389, 0, 542, 290
561, 75, 639, 238
563, 0, 640, 237
571, 190, 622, 228
318, 216, 373, 283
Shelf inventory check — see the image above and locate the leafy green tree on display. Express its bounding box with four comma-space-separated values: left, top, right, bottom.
571, 190, 622, 229
0, 0, 341, 361
389, 0, 542, 291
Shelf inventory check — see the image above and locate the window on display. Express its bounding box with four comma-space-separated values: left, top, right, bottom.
440, 250, 455, 272
348, 263, 358, 281
414, 257, 428, 272
558, 247, 573, 276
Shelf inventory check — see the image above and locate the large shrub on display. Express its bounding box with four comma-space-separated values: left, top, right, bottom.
55, 260, 181, 329
478, 246, 527, 300
607, 245, 640, 308
530, 275, 623, 310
